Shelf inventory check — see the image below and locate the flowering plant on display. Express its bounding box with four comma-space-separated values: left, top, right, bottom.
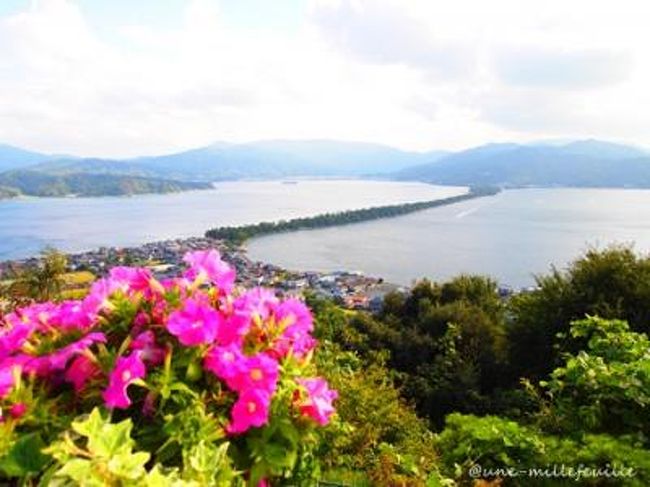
0, 249, 337, 485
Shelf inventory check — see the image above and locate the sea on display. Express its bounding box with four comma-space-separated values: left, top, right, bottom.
2, 181, 650, 288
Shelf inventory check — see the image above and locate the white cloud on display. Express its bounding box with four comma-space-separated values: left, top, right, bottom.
309, 0, 475, 79
1, 0, 650, 156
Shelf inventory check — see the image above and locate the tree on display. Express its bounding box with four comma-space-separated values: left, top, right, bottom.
345, 276, 509, 426
6, 248, 68, 303
507, 246, 650, 382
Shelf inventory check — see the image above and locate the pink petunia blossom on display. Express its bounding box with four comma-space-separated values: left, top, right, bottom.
0, 360, 19, 399
218, 288, 279, 346
82, 277, 124, 315
53, 300, 97, 331
228, 352, 279, 395
0, 320, 33, 360
203, 343, 245, 387
227, 388, 271, 434
275, 299, 313, 334
13, 302, 60, 333
217, 308, 251, 346
183, 250, 236, 293
130, 330, 165, 366
0, 354, 30, 399
109, 266, 153, 293
166, 298, 223, 346
64, 355, 101, 392
295, 377, 338, 426
102, 352, 146, 409
25, 332, 106, 377
271, 299, 317, 358
238, 288, 279, 321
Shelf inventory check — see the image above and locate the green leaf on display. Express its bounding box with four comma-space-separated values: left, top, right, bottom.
71, 408, 104, 439
107, 451, 150, 480
55, 458, 95, 483
0, 433, 50, 477
263, 442, 297, 470
89, 419, 134, 458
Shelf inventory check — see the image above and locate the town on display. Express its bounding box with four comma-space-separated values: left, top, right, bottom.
0, 237, 402, 312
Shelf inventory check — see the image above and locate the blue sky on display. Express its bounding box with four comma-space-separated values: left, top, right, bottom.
0, 0, 649, 157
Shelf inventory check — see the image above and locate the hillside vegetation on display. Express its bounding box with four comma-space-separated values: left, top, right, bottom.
0, 170, 210, 198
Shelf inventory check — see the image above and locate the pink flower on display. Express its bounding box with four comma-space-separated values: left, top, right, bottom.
227, 388, 271, 434
275, 299, 313, 333
161, 277, 190, 295
65, 355, 101, 392
0, 359, 20, 399
0, 321, 33, 359
218, 288, 279, 346
166, 298, 223, 346
228, 353, 279, 394
8, 402, 27, 419
203, 343, 245, 386
102, 353, 146, 409
83, 278, 123, 314
23, 332, 106, 377
130, 331, 165, 366
109, 266, 154, 293
39, 332, 106, 375
14, 302, 59, 333
183, 250, 236, 293
239, 288, 279, 321
271, 299, 316, 358
54, 300, 96, 331
295, 378, 338, 426
0, 354, 29, 399
218, 307, 252, 346
133, 311, 151, 328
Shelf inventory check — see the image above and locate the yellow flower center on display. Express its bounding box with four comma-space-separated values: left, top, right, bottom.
247, 401, 257, 413
250, 368, 263, 381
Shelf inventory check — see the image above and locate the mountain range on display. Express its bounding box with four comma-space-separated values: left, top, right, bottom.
1, 138, 650, 197
4, 140, 447, 181
395, 140, 650, 187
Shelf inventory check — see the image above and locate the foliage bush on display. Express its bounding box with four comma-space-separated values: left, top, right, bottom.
0, 249, 337, 485
437, 317, 650, 486
539, 317, 650, 441
437, 414, 650, 486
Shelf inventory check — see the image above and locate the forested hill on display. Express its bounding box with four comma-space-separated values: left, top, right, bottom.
0, 171, 210, 198
396, 140, 650, 188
